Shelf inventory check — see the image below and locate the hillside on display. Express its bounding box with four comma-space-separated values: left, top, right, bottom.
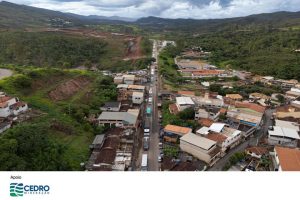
137, 11, 300, 33
0, 67, 117, 170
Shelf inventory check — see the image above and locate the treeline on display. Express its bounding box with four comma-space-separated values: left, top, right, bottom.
184, 29, 300, 80
0, 31, 107, 68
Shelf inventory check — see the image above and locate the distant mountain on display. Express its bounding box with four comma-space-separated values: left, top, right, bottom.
136, 11, 300, 33
0, 1, 128, 29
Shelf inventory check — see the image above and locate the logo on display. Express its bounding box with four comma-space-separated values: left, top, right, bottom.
10, 183, 50, 197
10, 183, 24, 197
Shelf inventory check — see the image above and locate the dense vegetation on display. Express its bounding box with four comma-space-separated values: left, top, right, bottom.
0, 32, 108, 68
184, 29, 300, 80
0, 67, 117, 170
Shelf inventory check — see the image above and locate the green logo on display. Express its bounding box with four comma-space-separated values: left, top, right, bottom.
10, 183, 24, 197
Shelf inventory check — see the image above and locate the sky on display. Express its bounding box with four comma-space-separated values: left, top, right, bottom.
4, 0, 300, 19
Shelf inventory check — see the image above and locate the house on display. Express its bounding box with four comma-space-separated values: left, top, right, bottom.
268, 120, 300, 147
285, 88, 300, 99
0, 96, 28, 117
276, 106, 300, 120
98, 112, 139, 130
291, 101, 300, 109
127, 85, 145, 93
226, 102, 265, 128
164, 124, 192, 143
198, 118, 214, 127
114, 76, 124, 84
123, 75, 135, 85
89, 134, 105, 150
249, 93, 270, 101
195, 107, 220, 121
100, 102, 121, 112
193, 93, 224, 108
10, 102, 28, 116
245, 146, 268, 159
180, 133, 221, 166
132, 92, 144, 105
176, 97, 195, 111
117, 84, 130, 101
273, 146, 300, 171
205, 123, 243, 153
226, 94, 243, 101
169, 103, 179, 115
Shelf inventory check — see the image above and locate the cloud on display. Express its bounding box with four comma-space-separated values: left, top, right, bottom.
4, 0, 300, 19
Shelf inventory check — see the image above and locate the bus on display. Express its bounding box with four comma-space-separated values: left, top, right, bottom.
141, 154, 148, 171
146, 107, 152, 116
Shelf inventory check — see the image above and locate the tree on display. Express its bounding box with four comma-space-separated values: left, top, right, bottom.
276, 94, 285, 104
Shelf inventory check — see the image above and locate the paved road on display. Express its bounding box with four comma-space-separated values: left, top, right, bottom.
209, 109, 274, 171
148, 40, 160, 171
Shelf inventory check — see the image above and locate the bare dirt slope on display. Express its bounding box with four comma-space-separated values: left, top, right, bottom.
48, 76, 90, 101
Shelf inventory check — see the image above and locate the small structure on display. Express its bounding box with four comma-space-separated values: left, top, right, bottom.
245, 146, 268, 159
89, 134, 105, 150
176, 97, 195, 111
132, 92, 144, 105
226, 94, 243, 101
273, 146, 300, 171
180, 133, 220, 166
100, 102, 121, 112
164, 124, 192, 143
98, 112, 138, 130
268, 124, 300, 148
123, 75, 135, 85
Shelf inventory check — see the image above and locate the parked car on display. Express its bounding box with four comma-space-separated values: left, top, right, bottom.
158, 156, 162, 163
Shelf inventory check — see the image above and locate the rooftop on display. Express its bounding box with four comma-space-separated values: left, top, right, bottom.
102, 101, 120, 108
209, 123, 226, 133
176, 97, 195, 105
198, 118, 214, 127
128, 85, 145, 90
206, 133, 227, 143
226, 94, 243, 100
98, 112, 138, 125
178, 91, 195, 96
275, 146, 300, 171
269, 126, 300, 140
164, 125, 192, 136
275, 120, 299, 131
196, 127, 210, 135
180, 133, 216, 151
246, 146, 268, 156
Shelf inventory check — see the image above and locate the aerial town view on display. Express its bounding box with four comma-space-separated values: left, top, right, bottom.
0, 0, 300, 175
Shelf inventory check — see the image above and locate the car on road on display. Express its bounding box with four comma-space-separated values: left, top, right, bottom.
159, 142, 163, 149
148, 97, 153, 104
143, 137, 150, 151
158, 156, 162, 163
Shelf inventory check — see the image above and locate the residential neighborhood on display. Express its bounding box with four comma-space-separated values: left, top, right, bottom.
82, 39, 300, 172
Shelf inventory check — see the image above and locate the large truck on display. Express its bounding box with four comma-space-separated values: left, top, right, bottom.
141, 154, 148, 171
144, 120, 150, 136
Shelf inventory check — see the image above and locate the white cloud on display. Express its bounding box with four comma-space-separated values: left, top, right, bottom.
4, 0, 300, 18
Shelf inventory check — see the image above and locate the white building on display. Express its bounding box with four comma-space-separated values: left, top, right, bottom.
123, 75, 135, 85
180, 133, 220, 166
10, 102, 29, 116
176, 97, 195, 111
268, 125, 300, 147
132, 92, 144, 104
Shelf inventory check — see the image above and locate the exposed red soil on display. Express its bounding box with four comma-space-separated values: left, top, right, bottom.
48, 76, 90, 101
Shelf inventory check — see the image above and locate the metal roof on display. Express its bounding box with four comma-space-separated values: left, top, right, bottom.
269, 126, 300, 139
180, 133, 216, 150
209, 123, 226, 133
98, 112, 138, 125
92, 135, 105, 145
275, 120, 299, 131
176, 97, 195, 105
